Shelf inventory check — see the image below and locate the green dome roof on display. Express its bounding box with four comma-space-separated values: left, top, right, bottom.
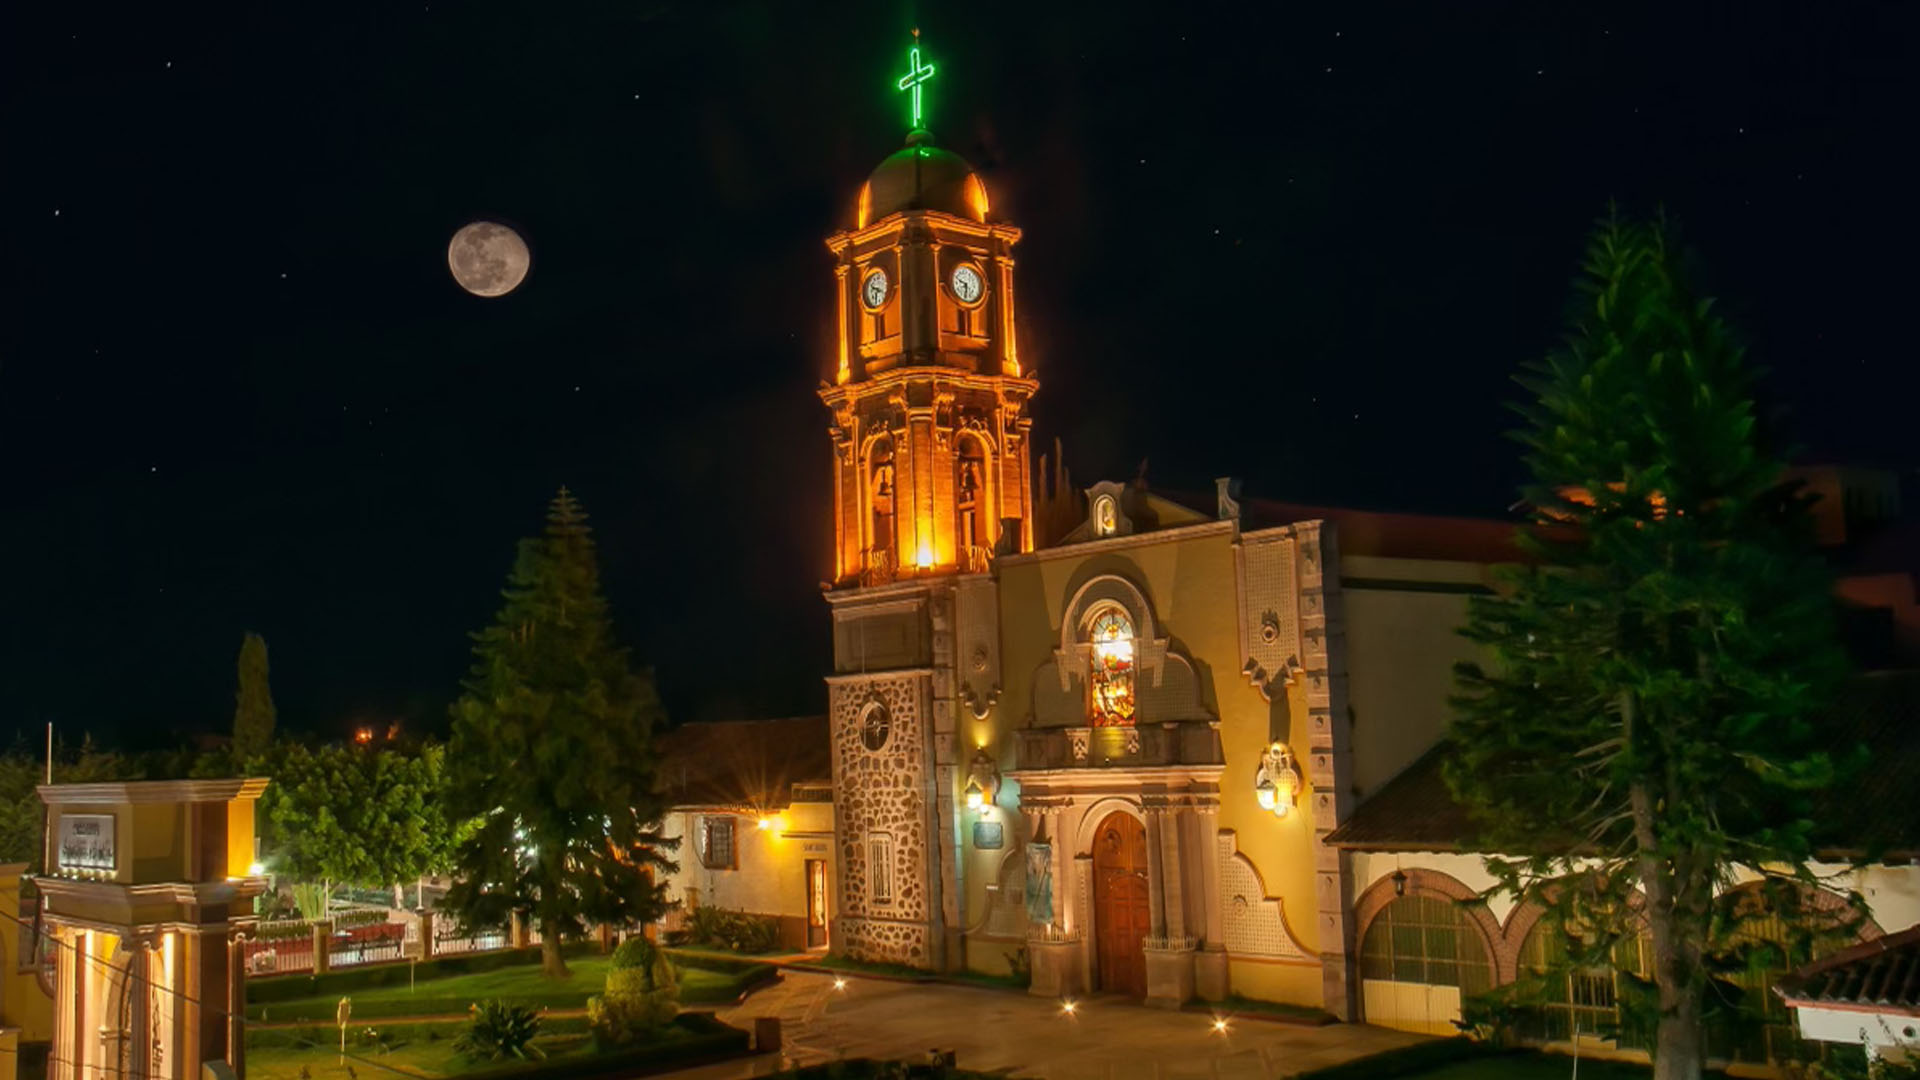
859, 131, 988, 226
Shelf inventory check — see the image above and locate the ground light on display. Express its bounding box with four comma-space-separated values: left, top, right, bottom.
1059, 999, 1078, 1016
833, 977, 848, 991
1210, 1017, 1230, 1034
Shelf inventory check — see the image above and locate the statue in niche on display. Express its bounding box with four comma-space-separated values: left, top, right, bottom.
1024, 842, 1053, 925
956, 443, 988, 559
869, 439, 895, 558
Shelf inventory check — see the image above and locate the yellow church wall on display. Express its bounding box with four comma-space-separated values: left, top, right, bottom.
985, 522, 1329, 1007
1216, 668, 1326, 1007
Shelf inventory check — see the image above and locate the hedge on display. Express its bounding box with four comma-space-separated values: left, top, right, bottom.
247, 951, 776, 1021
249, 1012, 748, 1080
249, 944, 599, 1005
247, 1016, 594, 1051
454, 1013, 747, 1080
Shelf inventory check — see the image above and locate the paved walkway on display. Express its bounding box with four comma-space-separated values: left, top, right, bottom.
658, 971, 1428, 1080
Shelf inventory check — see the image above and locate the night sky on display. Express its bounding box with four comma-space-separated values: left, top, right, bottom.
4, 1, 1914, 746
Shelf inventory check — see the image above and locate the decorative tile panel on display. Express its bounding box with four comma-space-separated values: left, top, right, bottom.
1216, 832, 1313, 960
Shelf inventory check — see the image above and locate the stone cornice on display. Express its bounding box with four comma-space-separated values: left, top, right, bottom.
998, 519, 1237, 567
38, 778, 269, 805
823, 668, 935, 686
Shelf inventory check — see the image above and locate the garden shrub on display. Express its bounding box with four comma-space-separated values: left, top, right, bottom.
686, 906, 781, 953
588, 938, 680, 1046
453, 1000, 545, 1062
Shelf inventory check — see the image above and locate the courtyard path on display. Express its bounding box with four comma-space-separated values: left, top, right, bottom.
655, 970, 1429, 1080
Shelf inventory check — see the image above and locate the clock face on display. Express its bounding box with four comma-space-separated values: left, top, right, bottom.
862, 267, 890, 310
949, 264, 984, 305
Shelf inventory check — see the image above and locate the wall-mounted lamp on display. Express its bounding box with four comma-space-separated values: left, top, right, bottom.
1254, 743, 1301, 818
1392, 869, 1408, 898
966, 750, 999, 813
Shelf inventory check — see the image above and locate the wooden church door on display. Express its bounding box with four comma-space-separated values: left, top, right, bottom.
1092, 810, 1150, 996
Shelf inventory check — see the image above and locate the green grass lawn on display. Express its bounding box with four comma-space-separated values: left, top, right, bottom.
249, 957, 736, 1023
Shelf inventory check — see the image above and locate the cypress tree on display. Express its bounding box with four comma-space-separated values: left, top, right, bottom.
233, 632, 277, 764
1447, 213, 1848, 1079
444, 488, 676, 978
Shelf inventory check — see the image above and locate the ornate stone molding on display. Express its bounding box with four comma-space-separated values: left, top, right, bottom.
1052, 573, 1170, 691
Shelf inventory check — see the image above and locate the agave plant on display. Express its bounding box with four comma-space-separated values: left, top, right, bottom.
453, 999, 545, 1062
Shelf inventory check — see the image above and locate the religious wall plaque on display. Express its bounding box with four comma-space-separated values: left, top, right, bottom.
57, 814, 116, 873
972, 821, 1004, 850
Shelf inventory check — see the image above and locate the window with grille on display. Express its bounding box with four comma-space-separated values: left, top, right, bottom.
1517, 925, 1653, 1046
868, 834, 893, 904
1359, 894, 1494, 994
700, 816, 735, 870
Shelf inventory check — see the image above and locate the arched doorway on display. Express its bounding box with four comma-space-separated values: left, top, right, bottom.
1091, 810, 1149, 996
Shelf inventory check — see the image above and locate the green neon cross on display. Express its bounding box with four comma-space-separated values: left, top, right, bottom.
896, 32, 936, 130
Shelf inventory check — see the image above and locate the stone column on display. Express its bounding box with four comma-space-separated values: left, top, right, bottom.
229, 932, 249, 1079
1194, 805, 1230, 1002
1158, 808, 1187, 943
510, 910, 530, 950
1143, 810, 1167, 939
311, 920, 332, 975
123, 944, 149, 1080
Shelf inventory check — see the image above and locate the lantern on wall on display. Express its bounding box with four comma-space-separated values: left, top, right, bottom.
1254, 743, 1301, 818
966, 749, 999, 812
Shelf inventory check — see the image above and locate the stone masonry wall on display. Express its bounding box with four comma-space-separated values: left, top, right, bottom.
831, 672, 932, 966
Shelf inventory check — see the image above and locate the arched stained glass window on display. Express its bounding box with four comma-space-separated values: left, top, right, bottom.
1087, 607, 1136, 726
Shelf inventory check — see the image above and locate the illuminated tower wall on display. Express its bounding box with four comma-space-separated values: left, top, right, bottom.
820, 124, 1035, 970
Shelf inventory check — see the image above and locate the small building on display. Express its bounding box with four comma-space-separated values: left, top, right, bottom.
655, 717, 834, 952
1775, 925, 1920, 1065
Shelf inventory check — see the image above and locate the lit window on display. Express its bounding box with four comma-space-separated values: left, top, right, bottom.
700, 817, 735, 870
868, 834, 893, 904
1088, 608, 1136, 726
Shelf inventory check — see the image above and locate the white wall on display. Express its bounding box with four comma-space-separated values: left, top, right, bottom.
657, 806, 835, 920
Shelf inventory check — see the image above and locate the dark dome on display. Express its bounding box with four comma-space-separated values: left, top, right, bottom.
858, 131, 989, 227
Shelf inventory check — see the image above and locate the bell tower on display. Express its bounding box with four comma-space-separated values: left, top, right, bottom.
819, 35, 1037, 585
819, 34, 1034, 972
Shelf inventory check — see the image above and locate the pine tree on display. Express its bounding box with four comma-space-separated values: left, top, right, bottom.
1446, 213, 1849, 1079
233, 632, 277, 764
443, 488, 676, 978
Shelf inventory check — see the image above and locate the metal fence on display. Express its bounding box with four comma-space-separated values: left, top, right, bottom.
328, 922, 406, 969
244, 929, 316, 975
432, 922, 510, 956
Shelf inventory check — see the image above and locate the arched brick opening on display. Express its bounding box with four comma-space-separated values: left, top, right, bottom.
1353, 867, 1507, 984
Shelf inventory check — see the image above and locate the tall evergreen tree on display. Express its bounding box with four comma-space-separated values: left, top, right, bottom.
233, 632, 277, 764
444, 489, 675, 977
1447, 213, 1848, 1079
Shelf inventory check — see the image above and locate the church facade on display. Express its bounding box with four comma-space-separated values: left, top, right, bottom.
813, 119, 1523, 1017
699, 57, 1920, 1068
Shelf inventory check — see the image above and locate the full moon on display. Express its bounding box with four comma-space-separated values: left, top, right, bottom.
447, 221, 530, 297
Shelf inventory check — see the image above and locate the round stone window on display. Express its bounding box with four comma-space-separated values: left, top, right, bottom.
860, 702, 892, 752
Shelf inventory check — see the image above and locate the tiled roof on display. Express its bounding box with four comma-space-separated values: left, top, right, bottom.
1324, 746, 1471, 852
1149, 488, 1528, 564
655, 715, 832, 811
1326, 672, 1920, 858
1775, 924, 1920, 1016
1242, 499, 1527, 564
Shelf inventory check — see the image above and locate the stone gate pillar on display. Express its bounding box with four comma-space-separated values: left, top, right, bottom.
35, 779, 270, 1080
